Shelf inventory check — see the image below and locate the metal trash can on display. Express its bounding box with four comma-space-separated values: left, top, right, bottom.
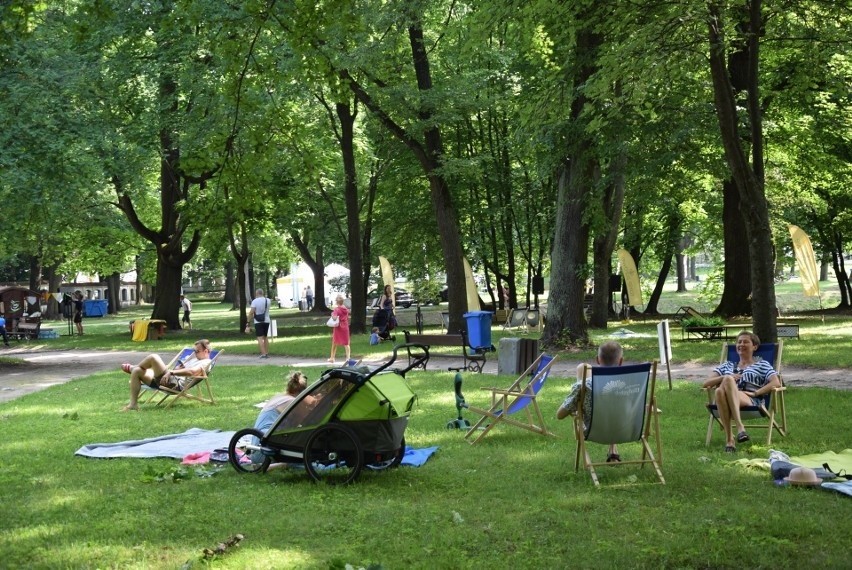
463, 311, 493, 349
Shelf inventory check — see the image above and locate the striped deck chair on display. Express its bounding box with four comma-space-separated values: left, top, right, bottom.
704, 342, 786, 446
574, 362, 664, 487
141, 348, 223, 408
463, 353, 558, 444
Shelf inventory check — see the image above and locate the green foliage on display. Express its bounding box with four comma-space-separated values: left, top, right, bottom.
681, 315, 726, 328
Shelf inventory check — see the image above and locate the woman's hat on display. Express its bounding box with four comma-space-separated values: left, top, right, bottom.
783, 467, 822, 487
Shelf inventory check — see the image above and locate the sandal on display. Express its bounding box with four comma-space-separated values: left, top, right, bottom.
736, 431, 750, 443
121, 363, 133, 374
606, 453, 621, 463
725, 445, 737, 453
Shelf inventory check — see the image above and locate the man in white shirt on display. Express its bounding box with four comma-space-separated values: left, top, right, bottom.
246, 288, 271, 359
121, 339, 213, 411
180, 295, 192, 330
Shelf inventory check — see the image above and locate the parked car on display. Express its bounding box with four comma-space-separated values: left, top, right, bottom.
367, 287, 414, 309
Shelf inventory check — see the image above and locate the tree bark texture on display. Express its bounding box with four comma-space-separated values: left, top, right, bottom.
716, 179, 752, 316
707, 2, 777, 341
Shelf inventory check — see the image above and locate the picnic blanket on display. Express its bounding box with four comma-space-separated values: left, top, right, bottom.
77, 429, 439, 468
75, 428, 235, 459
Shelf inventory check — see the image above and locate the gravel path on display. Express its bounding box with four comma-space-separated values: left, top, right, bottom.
1, 346, 849, 404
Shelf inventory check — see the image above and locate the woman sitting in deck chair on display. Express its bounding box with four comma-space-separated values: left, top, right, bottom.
121, 339, 214, 411
702, 331, 780, 452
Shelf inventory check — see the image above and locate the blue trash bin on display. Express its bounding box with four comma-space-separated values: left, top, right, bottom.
463, 311, 493, 349
83, 299, 108, 317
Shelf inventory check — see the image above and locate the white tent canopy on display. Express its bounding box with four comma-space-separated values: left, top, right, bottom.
276, 263, 349, 309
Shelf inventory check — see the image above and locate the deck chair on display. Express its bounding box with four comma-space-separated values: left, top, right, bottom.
526, 309, 541, 333
704, 342, 786, 446
674, 306, 705, 323
502, 308, 528, 332
464, 353, 558, 444
574, 362, 664, 487
140, 348, 223, 408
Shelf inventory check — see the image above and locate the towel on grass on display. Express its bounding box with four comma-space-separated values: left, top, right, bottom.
75, 428, 235, 459
401, 446, 438, 467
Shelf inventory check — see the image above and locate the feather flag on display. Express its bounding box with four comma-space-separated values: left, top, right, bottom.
463, 257, 480, 312
617, 249, 643, 306
788, 225, 820, 297
378, 256, 396, 308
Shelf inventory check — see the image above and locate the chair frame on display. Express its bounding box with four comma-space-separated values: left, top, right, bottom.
704, 341, 787, 446
140, 348, 222, 408
574, 362, 664, 487
502, 308, 530, 333
464, 353, 558, 444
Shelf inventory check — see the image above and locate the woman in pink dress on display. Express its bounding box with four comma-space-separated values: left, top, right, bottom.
328, 295, 351, 364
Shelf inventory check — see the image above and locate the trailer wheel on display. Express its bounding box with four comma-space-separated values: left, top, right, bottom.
304, 423, 363, 484
229, 428, 270, 474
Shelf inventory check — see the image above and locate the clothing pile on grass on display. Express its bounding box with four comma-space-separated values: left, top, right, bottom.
731, 448, 852, 496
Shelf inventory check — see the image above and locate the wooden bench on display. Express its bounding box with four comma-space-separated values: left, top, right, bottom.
402, 330, 491, 373
8, 321, 41, 340
722, 323, 800, 340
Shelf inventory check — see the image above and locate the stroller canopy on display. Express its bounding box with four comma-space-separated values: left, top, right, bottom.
339, 373, 416, 421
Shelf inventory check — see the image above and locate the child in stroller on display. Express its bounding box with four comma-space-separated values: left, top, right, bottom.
370, 306, 396, 344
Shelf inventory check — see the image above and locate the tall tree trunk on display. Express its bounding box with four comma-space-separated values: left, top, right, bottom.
707, 1, 777, 341
336, 101, 366, 333
716, 179, 752, 316
541, 24, 601, 348
589, 155, 627, 328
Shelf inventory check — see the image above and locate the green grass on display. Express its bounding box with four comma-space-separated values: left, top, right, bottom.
3, 290, 850, 567
1, 363, 850, 568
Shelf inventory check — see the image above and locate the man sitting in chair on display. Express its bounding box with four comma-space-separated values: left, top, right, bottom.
556, 341, 624, 463
120, 339, 214, 411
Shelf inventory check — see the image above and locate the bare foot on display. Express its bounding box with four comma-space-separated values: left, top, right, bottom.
121, 404, 138, 412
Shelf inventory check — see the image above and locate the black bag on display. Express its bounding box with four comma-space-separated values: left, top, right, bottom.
254, 299, 268, 322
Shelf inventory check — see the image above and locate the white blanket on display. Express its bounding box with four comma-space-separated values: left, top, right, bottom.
75, 428, 235, 459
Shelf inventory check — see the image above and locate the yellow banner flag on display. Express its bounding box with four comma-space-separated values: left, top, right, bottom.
788, 225, 820, 297
463, 257, 480, 312
617, 249, 643, 307
378, 256, 396, 308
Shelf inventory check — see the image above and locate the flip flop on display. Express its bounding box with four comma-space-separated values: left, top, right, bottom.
725, 445, 737, 453
606, 453, 622, 463
121, 363, 133, 374
736, 431, 751, 443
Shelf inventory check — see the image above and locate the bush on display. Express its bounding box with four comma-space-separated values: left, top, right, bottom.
681, 315, 726, 327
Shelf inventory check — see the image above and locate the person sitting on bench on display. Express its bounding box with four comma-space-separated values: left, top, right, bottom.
120, 339, 213, 411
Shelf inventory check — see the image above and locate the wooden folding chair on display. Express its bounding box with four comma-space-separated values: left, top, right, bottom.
141, 348, 222, 408
464, 354, 558, 444
574, 361, 664, 487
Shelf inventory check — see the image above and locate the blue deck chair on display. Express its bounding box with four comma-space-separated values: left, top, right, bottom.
140, 348, 223, 408
705, 341, 786, 446
463, 354, 558, 444
574, 362, 664, 486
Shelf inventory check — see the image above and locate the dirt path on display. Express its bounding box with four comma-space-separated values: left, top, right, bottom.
2, 346, 849, 404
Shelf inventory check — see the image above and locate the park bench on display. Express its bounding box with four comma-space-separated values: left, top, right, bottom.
722, 323, 800, 340
8, 321, 41, 341
402, 329, 491, 373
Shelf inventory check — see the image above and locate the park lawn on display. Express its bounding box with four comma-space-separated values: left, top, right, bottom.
0, 361, 850, 569
15, 296, 852, 369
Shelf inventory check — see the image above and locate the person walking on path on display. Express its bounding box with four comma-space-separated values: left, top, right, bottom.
0, 315, 10, 347
246, 288, 272, 359
328, 295, 350, 364
180, 295, 192, 330
305, 286, 314, 311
